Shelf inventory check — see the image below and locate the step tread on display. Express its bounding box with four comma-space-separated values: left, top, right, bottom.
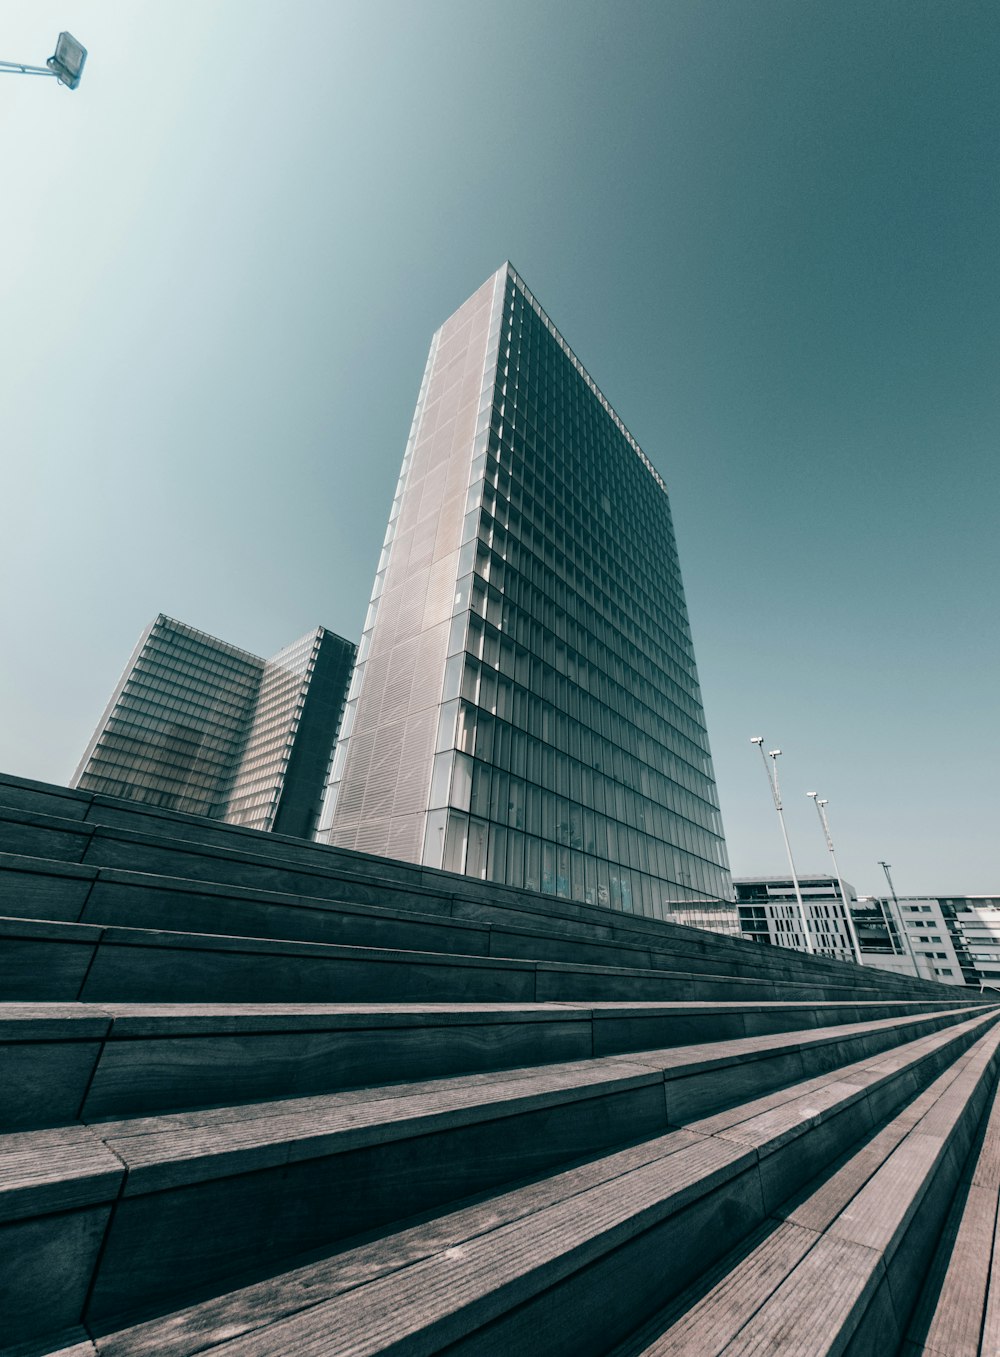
0, 998, 975, 1040
904, 1074, 1000, 1354
713, 1025, 1000, 1356
85, 1013, 999, 1357
5, 1009, 975, 1202
621, 1036, 997, 1355
0, 1124, 124, 1222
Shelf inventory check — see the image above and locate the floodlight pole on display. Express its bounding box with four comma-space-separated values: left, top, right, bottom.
750, 738, 814, 954
807, 793, 862, 964
0, 33, 86, 88
879, 859, 927, 980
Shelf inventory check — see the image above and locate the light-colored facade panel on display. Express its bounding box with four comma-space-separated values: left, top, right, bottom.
322, 270, 501, 855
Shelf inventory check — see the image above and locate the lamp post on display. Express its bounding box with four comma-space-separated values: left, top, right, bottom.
879, 860, 927, 980
750, 737, 814, 954
0, 32, 87, 88
806, 793, 862, 964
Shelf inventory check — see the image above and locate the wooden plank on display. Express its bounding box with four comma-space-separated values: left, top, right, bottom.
168, 1135, 754, 1357
0, 1124, 123, 1221
1, 1210, 112, 1350
94, 1130, 703, 1357
0, 1039, 104, 1129
0, 808, 94, 864
910, 1182, 996, 1357
99, 1055, 666, 1192
0, 853, 97, 923
633, 1221, 818, 1356
718, 1232, 886, 1357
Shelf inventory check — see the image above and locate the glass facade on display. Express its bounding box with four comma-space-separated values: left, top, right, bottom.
227, 627, 355, 838
73, 615, 354, 836
73, 615, 264, 817
223, 631, 313, 830
321, 264, 732, 923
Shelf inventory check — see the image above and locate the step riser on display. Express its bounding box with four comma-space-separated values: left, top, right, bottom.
0, 925, 896, 1007
842, 1073, 1000, 1357
424, 1039, 1000, 1357
3, 1014, 986, 1343
0, 808, 943, 999
0, 849, 905, 996
5, 1003, 977, 1130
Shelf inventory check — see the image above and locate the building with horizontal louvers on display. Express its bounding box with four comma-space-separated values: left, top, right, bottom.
72, 615, 354, 839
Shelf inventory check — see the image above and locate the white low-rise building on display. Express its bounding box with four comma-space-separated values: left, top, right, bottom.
735, 875, 860, 962
736, 880, 1000, 988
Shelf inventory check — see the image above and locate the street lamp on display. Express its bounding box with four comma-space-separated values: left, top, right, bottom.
878, 859, 928, 980
750, 737, 814, 954
806, 793, 862, 964
0, 32, 87, 89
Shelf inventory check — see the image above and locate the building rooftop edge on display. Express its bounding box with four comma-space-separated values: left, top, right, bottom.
154, 615, 354, 669
490, 261, 672, 500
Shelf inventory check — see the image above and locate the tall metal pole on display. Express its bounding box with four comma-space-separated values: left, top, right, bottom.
807, 793, 862, 964
879, 860, 927, 980
751, 738, 814, 954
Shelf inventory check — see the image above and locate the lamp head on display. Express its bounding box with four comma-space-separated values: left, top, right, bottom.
806, 791, 817, 799
750, 737, 764, 746
768, 749, 781, 758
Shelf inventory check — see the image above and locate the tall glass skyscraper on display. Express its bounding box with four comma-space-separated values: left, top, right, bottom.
73, 615, 355, 839
320, 264, 732, 924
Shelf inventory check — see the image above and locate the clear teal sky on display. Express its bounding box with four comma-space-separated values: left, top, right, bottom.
2, 2, 997, 896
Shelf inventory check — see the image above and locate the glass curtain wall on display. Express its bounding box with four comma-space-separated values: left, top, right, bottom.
72, 615, 263, 816
421, 266, 731, 918
323, 263, 731, 924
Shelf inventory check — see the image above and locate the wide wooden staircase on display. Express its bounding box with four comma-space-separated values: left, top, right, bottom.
1, 771, 998, 1357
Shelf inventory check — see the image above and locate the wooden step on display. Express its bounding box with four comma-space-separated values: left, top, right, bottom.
0, 913, 905, 1008
0, 795, 949, 1001
3, 997, 984, 1130
0, 850, 850, 987
608, 1021, 1000, 1355
71, 1011, 999, 1357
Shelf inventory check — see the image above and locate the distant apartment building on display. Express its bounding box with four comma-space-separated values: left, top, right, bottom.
735, 875, 861, 961
735, 876, 999, 987
319, 262, 733, 929
884, 896, 1000, 987
72, 615, 355, 839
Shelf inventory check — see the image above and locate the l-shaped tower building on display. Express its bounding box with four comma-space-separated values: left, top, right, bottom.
319, 263, 732, 928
